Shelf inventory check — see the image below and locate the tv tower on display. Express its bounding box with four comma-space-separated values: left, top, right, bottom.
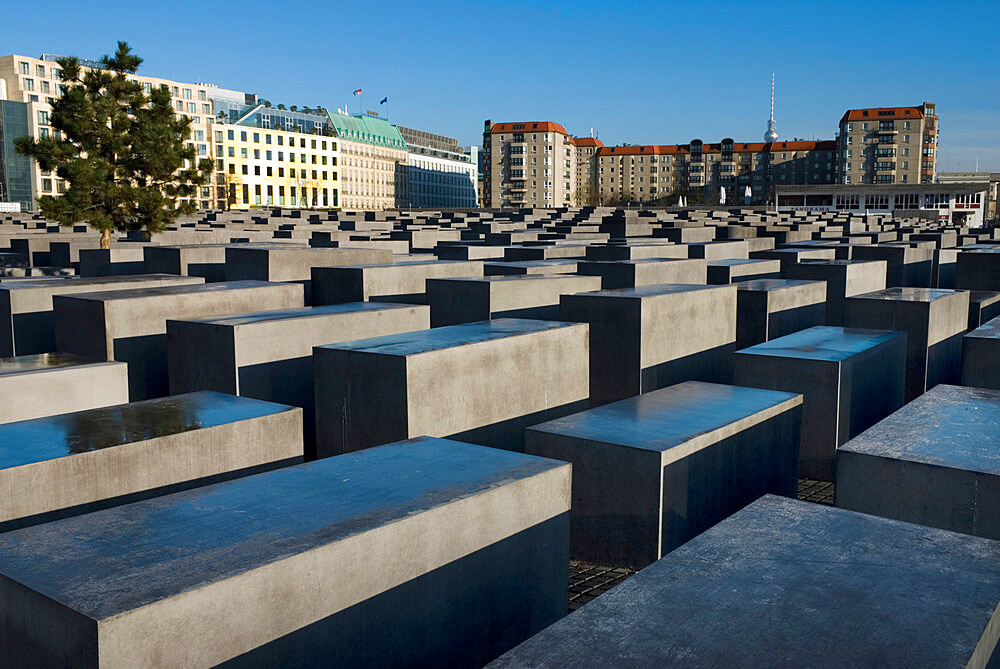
764, 72, 778, 143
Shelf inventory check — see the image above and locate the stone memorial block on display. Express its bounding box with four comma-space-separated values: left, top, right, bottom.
0, 352, 128, 424
844, 287, 970, 401
783, 259, 887, 325
577, 258, 707, 289
526, 381, 801, 569
504, 244, 590, 261
0, 390, 301, 532
54, 280, 303, 401
78, 247, 146, 277
484, 259, 580, 276
143, 244, 229, 282
837, 384, 1000, 541
957, 248, 1000, 291
962, 315, 1000, 390
585, 243, 687, 261
434, 244, 506, 260
0, 437, 570, 668
225, 245, 392, 303
852, 244, 935, 287
426, 275, 602, 327
734, 279, 827, 348
168, 302, 430, 459
0, 274, 203, 357
561, 284, 736, 406
968, 291, 1000, 329
706, 258, 781, 284
751, 247, 837, 270
735, 326, 906, 480
686, 240, 750, 260
311, 259, 483, 305
489, 495, 1000, 669
314, 319, 589, 457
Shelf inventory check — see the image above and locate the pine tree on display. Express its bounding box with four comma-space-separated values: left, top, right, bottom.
16, 42, 212, 249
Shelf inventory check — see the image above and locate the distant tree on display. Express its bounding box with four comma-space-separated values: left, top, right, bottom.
15, 41, 213, 248
579, 183, 599, 206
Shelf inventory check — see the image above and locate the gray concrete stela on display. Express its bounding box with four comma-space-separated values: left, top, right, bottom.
1, 204, 998, 667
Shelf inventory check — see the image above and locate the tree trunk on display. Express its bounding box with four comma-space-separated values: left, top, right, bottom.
100, 228, 111, 250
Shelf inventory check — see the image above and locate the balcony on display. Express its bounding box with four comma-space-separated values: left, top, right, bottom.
509, 181, 526, 192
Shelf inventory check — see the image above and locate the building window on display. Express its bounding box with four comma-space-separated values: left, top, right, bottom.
23, 78, 34, 91
37, 111, 48, 125
18, 62, 29, 74
183, 88, 192, 99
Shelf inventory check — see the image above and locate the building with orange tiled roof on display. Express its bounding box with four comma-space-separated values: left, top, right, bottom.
837, 102, 938, 186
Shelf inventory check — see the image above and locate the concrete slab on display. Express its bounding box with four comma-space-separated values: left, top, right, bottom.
143, 244, 229, 282
489, 495, 1000, 669
0, 437, 571, 668
844, 287, 970, 401
968, 291, 1000, 330
168, 302, 430, 459
311, 259, 483, 305
526, 381, 801, 568
0, 274, 204, 357
735, 326, 906, 480
852, 244, 935, 288
956, 248, 1000, 291
426, 275, 602, 326
561, 284, 736, 406
577, 258, 707, 289
837, 384, 1000, 541
706, 258, 781, 284
54, 280, 304, 401
484, 259, 580, 276
314, 319, 589, 457
0, 390, 302, 532
962, 315, 1000, 390
0, 352, 128, 424
734, 279, 827, 348
783, 259, 887, 325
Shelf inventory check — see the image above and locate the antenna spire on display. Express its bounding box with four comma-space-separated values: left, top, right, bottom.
764, 72, 779, 142
770, 72, 775, 122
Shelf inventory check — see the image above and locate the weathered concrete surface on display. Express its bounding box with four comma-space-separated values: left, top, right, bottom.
0, 437, 571, 668
0, 352, 128, 424
0, 274, 204, 357
168, 302, 430, 459
314, 319, 589, 457
526, 381, 801, 569
686, 241, 750, 260
426, 275, 602, 326
577, 258, 707, 289
78, 247, 147, 277
143, 244, 229, 282
54, 280, 304, 401
706, 258, 781, 284
968, 291, 1000, 330
311, 259, 483, 305
484, 259, 580, 276
852, 244, 935, 288
561, 284, 736, 406
836, 384, 1000, 541
956, 248, 1000, 291
782, 259, 887, 325
735, 326, 906, 480
734, 279, 827, 348
489, 495, 1000, 669
585, 243, 687, 261
844, 287, 970, 401
962, 315, 1000, 390
0, 390, 302, 532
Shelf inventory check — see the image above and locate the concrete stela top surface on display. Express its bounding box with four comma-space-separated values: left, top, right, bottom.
968, 315, 1000, 338
431, 275, 589, 284
796, 259, 879, 266
571, 284, 728, 299
0, 391, 295, 471
840, 384, 1000, 475
735, 279, 824, 291
177, 302, 418, 327
581, 258, 695, 266
57, 280, 281, 302
969, 290, 1000, 307
316, 259, 471, 270
317, 318, 578, 356
0, 273, 191, 290
486, 259, 579, 268
736, 326, 904, 362
853, 287, 968, 302
489, 495, 1000, 668
527, 381, 800, 455
0, 352, 107, 375
707, 258, 777, 267
0, 437, 565, 619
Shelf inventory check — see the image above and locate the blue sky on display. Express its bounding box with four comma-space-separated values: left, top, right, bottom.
5, 0, 999, 170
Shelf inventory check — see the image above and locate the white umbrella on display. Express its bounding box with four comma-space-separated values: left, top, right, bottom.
744, 186, 752, 205
719, 187, 726, 205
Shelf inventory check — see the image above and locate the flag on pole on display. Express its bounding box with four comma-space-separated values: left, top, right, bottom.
353, 89, 362, 96
379, 97, 388, 105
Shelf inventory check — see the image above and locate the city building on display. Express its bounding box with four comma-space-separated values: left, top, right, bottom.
213, 99, 339, 209
776, 182, 988, 227
570, 137, 603, 205
326, 113, 408, 210
398, 125, 477, 208
0, 52, 247, 211
938, 172, 1000, 224
837, 103, 938, 186
0, 100, 32, 210
482, 121, 579, 208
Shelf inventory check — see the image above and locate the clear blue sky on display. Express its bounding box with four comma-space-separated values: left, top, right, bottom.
6, 0, 999, 170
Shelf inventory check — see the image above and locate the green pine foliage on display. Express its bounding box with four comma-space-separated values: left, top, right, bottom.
15, 41, 213, 247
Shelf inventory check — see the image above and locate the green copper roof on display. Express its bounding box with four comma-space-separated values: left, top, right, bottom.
325, 112, 408, 150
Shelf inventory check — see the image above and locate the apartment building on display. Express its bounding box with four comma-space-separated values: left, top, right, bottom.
327, 113, 408, 210
482, 121, 579, 208
398, 125, 477, 208
570, 137, 603, 205
596, 139, 837, 205
0, 53, 247, 211
0, 100, 32, 209
837, 103, 938, 185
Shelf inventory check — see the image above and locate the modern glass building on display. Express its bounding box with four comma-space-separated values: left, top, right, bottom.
0, 100, 33, 211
